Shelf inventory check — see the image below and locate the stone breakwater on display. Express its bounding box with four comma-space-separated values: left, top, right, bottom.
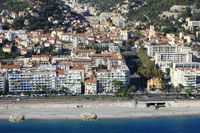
1, 100, 200, 120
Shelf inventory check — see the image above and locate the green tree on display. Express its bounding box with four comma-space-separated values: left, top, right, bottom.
177, 84, 184, 92
112, 80, 123, 90
160, 81, 166, 92
185, 89, 192, 98
127, 85, 137, 93
166, 68, 170, 76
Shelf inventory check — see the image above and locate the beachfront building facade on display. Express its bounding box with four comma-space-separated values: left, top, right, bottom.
8, 71, 57, 93
3, 45, 130, 94
84, 78, 97, 95
170, 62, 200, 89
65, 66, 85, 94
147, 78, 162, 91
0, 72, 6, 94
97, 64, 130, 93
53, 70, 66, 91
170, 68, 200, 89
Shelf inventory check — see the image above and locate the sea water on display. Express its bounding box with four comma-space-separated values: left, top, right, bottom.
0, 117, 200, 133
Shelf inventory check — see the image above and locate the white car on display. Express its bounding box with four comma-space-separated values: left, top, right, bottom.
16, 98, 21, 101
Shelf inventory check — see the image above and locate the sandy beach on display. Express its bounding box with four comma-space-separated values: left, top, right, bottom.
0, 100, 200, 120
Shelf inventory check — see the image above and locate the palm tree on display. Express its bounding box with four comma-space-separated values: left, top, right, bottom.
185, 89, 192, 98
177, 84, 184, 92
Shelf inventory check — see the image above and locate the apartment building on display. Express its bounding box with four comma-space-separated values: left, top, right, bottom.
71, 49, 96, 59
171, 68, 200, 89
147, 45, 192, 57
108, 54, 123, 70
172, 62, 200, 70
65, 66, 85, 94
155, 53, 193, 72
170, 62, 200, 89
53, 70, 66, 91
188, 21, 200, 31
8, 71, 56, 93
90, 53, 113, 68
72, 59, 92, 70
1, 65, 21, 72
84, 78, 97, 95
0, 72, 6, 94
31, 55, 52, 66
97, 64, 130, 93
97, 70, 112, 93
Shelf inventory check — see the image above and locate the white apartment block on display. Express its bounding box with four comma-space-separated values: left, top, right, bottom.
171, 68, 200, 89
173, 62, 200, 70
155, 53, 192, 63
84, 79, 97, 95
31, 55, 52, 65
97, 64, 130, 93
91, 54, 113, 68
188, 21, 200, 31
0, 30, 28, 41
65, 67, 84, 94
155, 53, 193, 72
71, 49, 96, 59
8, 71, 57, 92
147, 45, 192, 57
54, 70, 66, 91
171, 62, 200, 89
0, 72, 6, 94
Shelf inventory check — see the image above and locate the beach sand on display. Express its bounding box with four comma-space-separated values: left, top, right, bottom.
0, 100, 200, 120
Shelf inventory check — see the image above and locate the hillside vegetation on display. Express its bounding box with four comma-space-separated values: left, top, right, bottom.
81, 0, 200, 23
0, 0, 28, 12
128, 0, 200, 22
79, 0, 127, 11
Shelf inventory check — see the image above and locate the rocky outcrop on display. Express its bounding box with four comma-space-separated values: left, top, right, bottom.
80, 113, 97, 121
9, 115, 25, 122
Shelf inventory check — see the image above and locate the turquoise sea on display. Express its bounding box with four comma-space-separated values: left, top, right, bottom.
1, 117, 200, 133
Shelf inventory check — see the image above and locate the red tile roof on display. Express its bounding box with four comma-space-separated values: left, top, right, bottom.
70, 66, 85, 70
52, 70, 65, 75
58, 62, 72, 66
97, 70, 110, 73
109, 55, 121, 60
72, 59, 92, 62
90, 54, 113, 57
32, 55, 52, 58
1, 65, 20, 69
85, 78, 97, 83
72, 49, 96, 53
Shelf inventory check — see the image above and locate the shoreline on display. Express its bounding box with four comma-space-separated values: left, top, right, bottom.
1, 114, 200, 121
1, 100, 200, 121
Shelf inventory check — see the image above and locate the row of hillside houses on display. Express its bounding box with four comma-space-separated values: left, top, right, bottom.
0, 27, 129, 55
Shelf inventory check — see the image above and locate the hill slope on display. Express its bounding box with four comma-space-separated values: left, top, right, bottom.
128, 0, 200, 22
0, 0, 28, 12
81, 0, 200, 22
